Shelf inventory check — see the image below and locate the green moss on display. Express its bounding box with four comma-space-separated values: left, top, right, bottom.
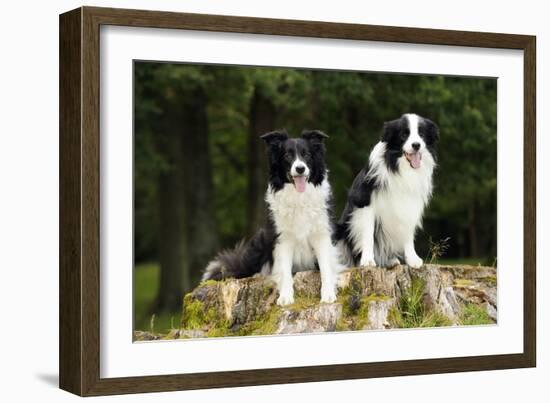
252, 306, 283, 335
453, 279, 474, 287
181, 293, 230, 333
181, 289, 283, 338
479, 275, 497, 286
288, 296, 318, 311
180, 281, 283, 338
356, 295, 391, 329
335, 315, 351, 331
206, 327, 232, 338
235, 306, 282, 336
181, 297, 207, 329
459, 303, 494, 326
337, 269, 365, 313
199, 279, 222, 287
353, 299, 370, 330
336, 274, 390, 330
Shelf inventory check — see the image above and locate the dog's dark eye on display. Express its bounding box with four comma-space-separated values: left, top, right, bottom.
401, 128, 410, 139
301, 150, 310, 158
285, 152, 294, 161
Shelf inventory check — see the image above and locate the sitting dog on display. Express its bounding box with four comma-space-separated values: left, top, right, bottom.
336, 113, 439, 268
203, 130, 340, 305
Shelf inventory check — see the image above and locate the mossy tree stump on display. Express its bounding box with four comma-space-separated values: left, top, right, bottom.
135, 264, 497, 341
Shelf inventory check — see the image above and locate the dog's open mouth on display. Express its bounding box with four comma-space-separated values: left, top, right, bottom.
292, 175, 308, 193
404, 152, 422, 169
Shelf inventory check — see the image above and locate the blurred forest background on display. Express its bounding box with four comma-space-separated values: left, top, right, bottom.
134, 62, 497, 332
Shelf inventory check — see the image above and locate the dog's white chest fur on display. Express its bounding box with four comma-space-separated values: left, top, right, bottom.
373, 157, 434, 236
266, 179, 332, 271
348, 142, 435, 266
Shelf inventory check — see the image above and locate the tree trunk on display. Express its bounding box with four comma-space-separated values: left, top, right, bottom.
153, 99, 187, 312
180, 87, 219, 289
136, 264, 498, 339
153, 84, 219, 312
246, 87, 276, 236
155, 162, 187, 311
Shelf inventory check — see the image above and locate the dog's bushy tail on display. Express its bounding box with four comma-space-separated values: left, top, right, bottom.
202, 229, 274, 281
202, 240, 249, 281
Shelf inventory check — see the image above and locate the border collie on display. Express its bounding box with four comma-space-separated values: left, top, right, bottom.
203, 130, 340, 305
336, 113, 439, 268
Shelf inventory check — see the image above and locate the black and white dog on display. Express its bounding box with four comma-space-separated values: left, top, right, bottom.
337, 113, 439, 268
203, 130, 340, 305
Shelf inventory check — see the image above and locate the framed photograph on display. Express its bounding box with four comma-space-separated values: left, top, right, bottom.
59, 6, 536, 396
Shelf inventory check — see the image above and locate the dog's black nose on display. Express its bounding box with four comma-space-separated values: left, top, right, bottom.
412, 142, 421, 151
296, 166, 305, 174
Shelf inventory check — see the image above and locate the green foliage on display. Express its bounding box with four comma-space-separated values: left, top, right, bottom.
135, 62, 497, 261
134, 263, 178, 333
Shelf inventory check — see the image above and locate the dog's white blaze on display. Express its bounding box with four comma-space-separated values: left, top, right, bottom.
266, 177, 340, 303
290, 156, 310, 177
403, 113, 426, 153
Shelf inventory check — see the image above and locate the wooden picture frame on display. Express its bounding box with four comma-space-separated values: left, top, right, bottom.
59, 6, 536, 396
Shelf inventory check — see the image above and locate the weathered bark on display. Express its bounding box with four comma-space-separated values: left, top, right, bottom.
246, 87, 275, 237
136, 264, 497, 340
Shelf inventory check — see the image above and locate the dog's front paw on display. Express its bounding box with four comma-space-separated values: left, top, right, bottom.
405, 255, 423, 269
360, 253, 376, 267
388, 257, 401, 268
277, 291, 295, 306
320, 287, 337, 303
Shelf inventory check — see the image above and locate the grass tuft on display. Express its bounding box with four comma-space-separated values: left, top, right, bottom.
389, 278, 452, 328
459, 303, 494, 326
426, 236, 451, 263
134, 263, 179, 333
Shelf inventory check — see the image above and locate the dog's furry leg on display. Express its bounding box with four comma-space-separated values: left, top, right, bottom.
311, 234, 337, 303
350, 206, 376, 266
272, 237, 295, 306
388, 256, 401, 267
404, 238, 423, 268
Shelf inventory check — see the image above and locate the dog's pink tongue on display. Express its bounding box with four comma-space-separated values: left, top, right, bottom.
293, 176, 307, 193
410, 153, 422, 169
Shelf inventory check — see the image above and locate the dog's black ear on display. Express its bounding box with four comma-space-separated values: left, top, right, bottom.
260, 130, 288, 146
261, 130, 288, 191
302, 130, 327, 186
424, 118, 440, 144
301, 130, 329, 143
381, 119, 401, 143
